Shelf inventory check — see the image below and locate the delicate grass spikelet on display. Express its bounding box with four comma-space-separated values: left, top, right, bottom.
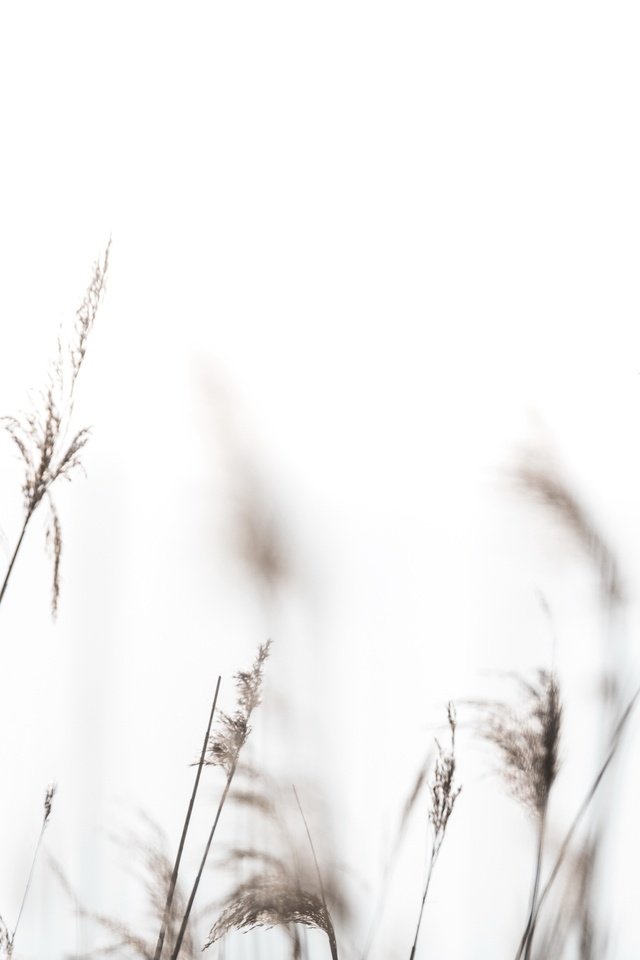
429, 704, 462, 852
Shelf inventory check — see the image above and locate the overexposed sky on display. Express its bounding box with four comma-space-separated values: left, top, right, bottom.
1, 3, 640, 958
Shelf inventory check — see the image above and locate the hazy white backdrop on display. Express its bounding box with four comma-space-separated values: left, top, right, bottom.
1, 2, 640, 958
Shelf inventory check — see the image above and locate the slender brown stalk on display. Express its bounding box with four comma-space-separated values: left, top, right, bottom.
154, 677, 221, 960
361, 748, 434, 960
522, 811, 547, 960
0, 510, 32, 609
514, 685, 640, 960
292, 787, 326, 908
293, 785, 339, 960
10, 785, 56, 954
409, 850, 438, 960
169, 770, 234, 960
1, 243, 110, 618
408, 706, 460, 960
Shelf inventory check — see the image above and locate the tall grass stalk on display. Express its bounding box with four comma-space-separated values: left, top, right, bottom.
0, 242, 110, 617
293, 785, 339, 960
514, 683, 640, 960
154, 677, 221, 960
169, 767, 234, 960
409, 705, 460, 960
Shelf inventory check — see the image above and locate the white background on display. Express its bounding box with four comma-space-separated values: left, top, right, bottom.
0, 2, 640, 958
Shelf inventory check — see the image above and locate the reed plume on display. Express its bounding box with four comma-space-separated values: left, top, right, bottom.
168, 642, 271, 960
482, 670, 561, 821
206, 641, 271, 776
479, 670, 561, 960
0, 242, 110, 616
206, 874, 338, 959
514, 446, 628, 954
204, 789, 340, 960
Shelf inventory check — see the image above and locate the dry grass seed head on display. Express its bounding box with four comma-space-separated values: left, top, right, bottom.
429, 703, 461, 848
514, 449, 623, 606
482, 670, 562, 820
43, 783, 56, 825
205, 873, 337, 953
208, 641, 271, 774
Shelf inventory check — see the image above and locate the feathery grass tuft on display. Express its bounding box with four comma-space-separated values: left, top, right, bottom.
206, 874, 338, 957
207, 641, 271, 774
478, 671, 561, 959
481, 670, 561, 822
0, 242, 110, 616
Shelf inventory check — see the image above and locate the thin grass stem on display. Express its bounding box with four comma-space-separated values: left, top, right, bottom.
0, 510, 32, 611
293, 785, 338, 960
11, 785, 55, 953
154, 676, 221, 960
408, 848, 438, 960
169, 769, 235, 960
522, 811, 547, 960
514, 684, 640, 960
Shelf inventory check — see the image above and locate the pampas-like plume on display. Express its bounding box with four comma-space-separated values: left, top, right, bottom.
478, 671, 561, 960
0, 242, 110, 616
207, 641, 271, 775
205, 874, 338, 959
482, 670, 561, 822
153, 678, 221, 960
204, 766, 345, 960
513, 682, 640, 960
